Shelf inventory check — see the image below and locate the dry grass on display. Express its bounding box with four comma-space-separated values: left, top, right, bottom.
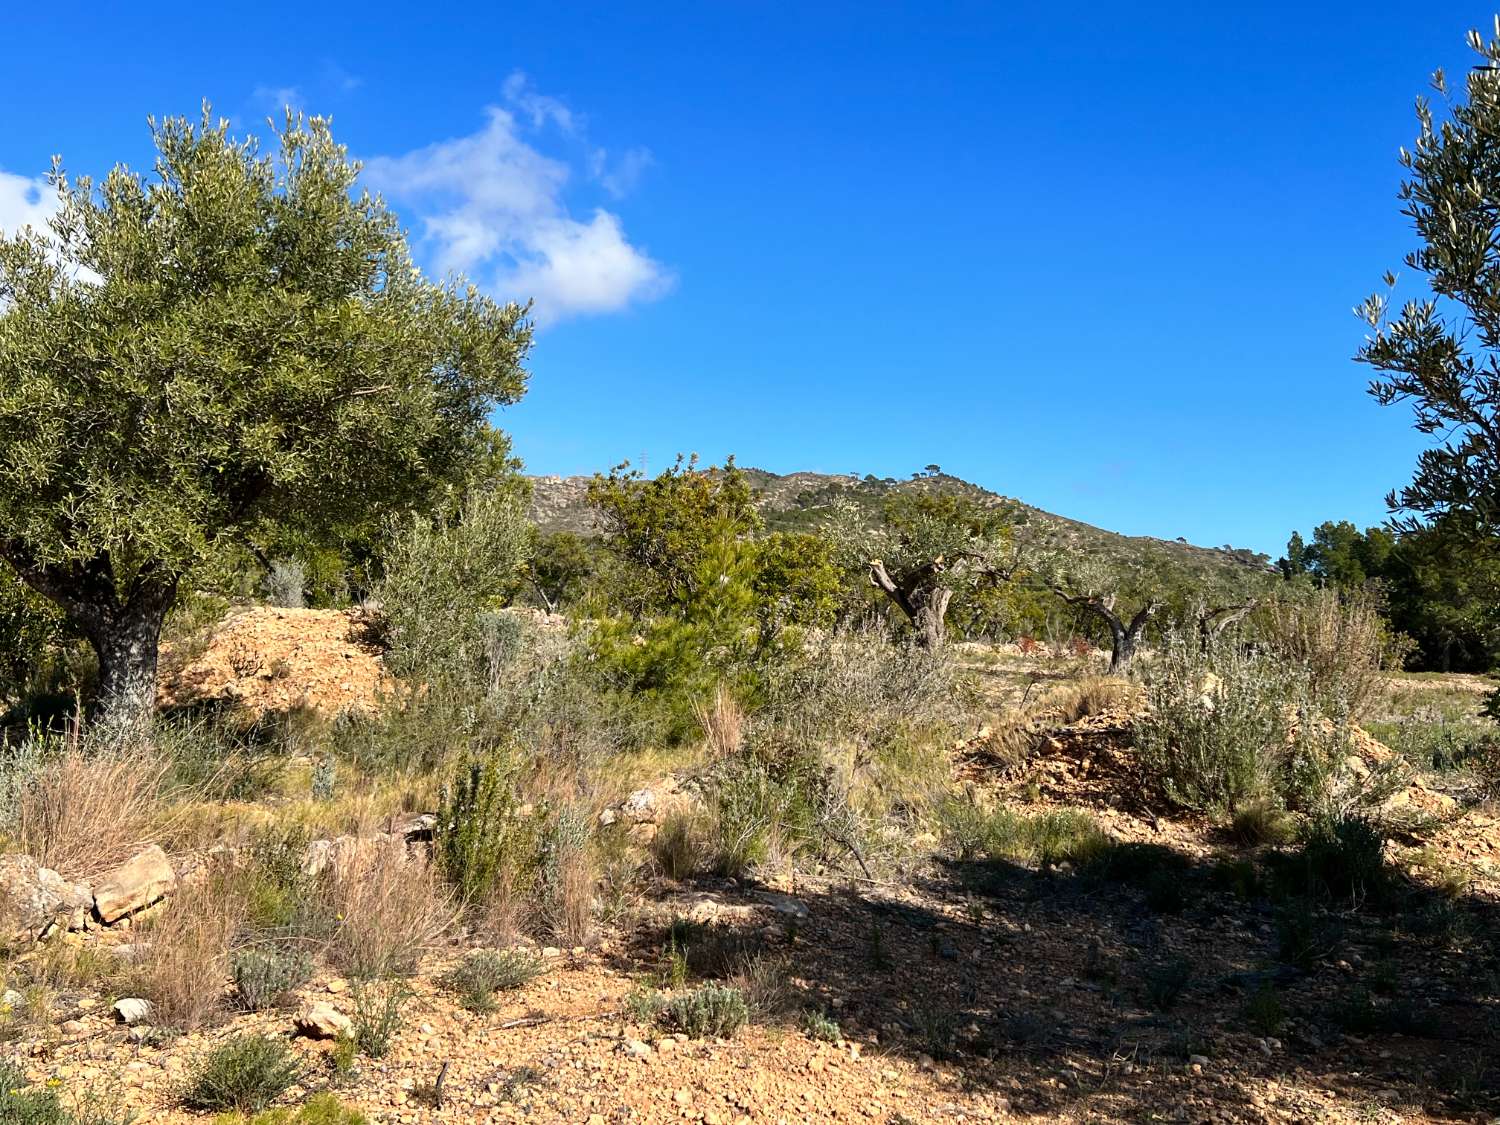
695, 684, 745, 759
16, 750, 170, 879
1046, 675, 1139, 725
130, 861, 246, 1028
1262, 588, 1407, 721
543, 823, 597, 946
322, 839, 455, 979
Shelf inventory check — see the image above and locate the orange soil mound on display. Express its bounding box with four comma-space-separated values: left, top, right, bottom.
157, 607, 391, 719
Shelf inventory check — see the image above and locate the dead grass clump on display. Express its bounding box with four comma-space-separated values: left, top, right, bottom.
322, 840, 454, 979
1261, 588, 1410, 721
651, 810, 713, 881
15, 749, 169, 879
130, 861, 246, 1028
540, 807, 597, 946
1047, 675, 1138, 725
695, 684, 744, 758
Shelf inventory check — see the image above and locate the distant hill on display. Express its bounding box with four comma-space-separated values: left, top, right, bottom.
528, 467, 1273, 584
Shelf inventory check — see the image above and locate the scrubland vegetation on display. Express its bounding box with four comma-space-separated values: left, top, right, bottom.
5, 22, 1500, 1125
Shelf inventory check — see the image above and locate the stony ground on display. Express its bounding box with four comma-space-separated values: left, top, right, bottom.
14, 616, 1500, 1123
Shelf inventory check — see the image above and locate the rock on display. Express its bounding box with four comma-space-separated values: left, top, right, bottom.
0, 989, 20, 1009
621, 788, 660, 824
92, 846, 176, 925
326, 978, 349, 994
1188, 1054, 1211, 1067
681, 893, 758, 926
294, 1002, 352, 1040
111, 998, 154, 1025
0, 855, 93, 943
598, 808, 618, 828
622, 1038, 651, 1058
391, 813, 437, 841
752, 892, 809, 920
109, 942, 152, 963
59, 1019, 86, 1036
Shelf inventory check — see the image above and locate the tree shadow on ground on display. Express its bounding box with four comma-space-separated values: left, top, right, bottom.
616, 839, 1500, 1123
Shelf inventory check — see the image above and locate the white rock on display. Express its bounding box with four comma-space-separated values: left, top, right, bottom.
112, 997, 154, 1025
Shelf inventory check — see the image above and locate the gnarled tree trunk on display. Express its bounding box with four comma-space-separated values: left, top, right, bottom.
0, 543, 177, 737
1196, 600, 1257, 652
870, 558, 954, 649
1051, 589, 1161, 674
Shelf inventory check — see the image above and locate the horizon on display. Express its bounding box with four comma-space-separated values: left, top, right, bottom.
5, 2, 1488, 556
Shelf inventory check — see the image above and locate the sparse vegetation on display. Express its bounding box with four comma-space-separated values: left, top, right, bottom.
439, 948, 544, 1012
181, 1034, 306, 1112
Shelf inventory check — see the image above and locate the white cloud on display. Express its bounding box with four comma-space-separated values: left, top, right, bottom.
364, 78, 671, 322
253, 85, 305, 112
0, 170, 59, 237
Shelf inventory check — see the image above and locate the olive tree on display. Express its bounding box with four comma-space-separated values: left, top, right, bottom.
1358, 22, 1500, 535
829, 491, 1015, 649
1033, 550, 1161, 674
0, 109, 532, 731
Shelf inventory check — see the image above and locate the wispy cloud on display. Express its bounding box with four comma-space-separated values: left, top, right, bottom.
252, 84, 305, 112
363, 74, 671, 323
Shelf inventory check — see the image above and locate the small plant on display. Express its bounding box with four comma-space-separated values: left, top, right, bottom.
349, 980, 411, 1059
661, 983, 750, 1038
436, 754, 543, 907
1229, 798, 1295, 846
224, 1093, 370, 1125
730, 953, 793, 1019
1275, 902, 1338, 969
181, 1033, 306, 1112
439, 948, 544, 1013
1293, 814, 1388, 904
1241, 983, 1285, 1036
623, 983, 665, 1023
801, 1009, 841, 1042
912, 1003, 958, 1059
651, 812, 708, 881
867, 922, 891, 970
328, 1035, 358, 1085
231, 947, 314, 1012
1143, 957, 1193, 1011
311, 755, 337, 801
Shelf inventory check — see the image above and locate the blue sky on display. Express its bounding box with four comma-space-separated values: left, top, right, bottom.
3, 3, 1489, 555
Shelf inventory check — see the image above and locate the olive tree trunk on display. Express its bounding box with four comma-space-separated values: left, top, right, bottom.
0, 543, 177, 735
1051, 588, 1161, 675
870, 559, 954, 650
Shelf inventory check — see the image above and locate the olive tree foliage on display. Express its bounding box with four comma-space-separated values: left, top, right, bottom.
1357, 22, 1500, 535
826, 491, 1015, 649
0, 108, 532, 732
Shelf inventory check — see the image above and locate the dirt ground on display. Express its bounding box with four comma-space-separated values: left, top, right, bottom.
27, 613, 1498, 1123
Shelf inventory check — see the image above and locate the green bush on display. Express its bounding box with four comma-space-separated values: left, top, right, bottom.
439, 948, 544, 1013
349, 980, 410, 1059
231, 948, 314, 1012
661, 983, 749, 1038
436, 753, 543, 907
1143, 957, 1193, 1011
1291, 813, 1389, 904
0, 1059, 131, 1125
801, 1009, 841, 1042
181, 1034, 306, 1112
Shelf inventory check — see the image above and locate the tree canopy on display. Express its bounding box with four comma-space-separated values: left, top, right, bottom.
0, 108, 533, 728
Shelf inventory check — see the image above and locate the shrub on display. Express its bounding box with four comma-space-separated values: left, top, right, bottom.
1143, 957, 1193, 1011
375, 490, 532, 689
801, 1009, 841, 1042
156, 715, 286, 803
436, 754, 543, 909
730, 953, 793, 1019
1259, 588, 1408, 722
1242, 984, 1285, 1036
181, 1034, 306, 1112
349, 980, 410, 1058
1228, 798, 1295, 846
231, 947, 314, 1012
1291, 813, 1389, 904
912, 1003, 959, 1059
225, 1093, 369, 1125
0, 1059, 131, 1125
439, 948, 543, 1013
661, 983, 749, 1038
538, 806, 596, 945
322, 841, 453, 980
651, 811, 711, 881
938, 797, 1112, 868
265, 559, 307, 610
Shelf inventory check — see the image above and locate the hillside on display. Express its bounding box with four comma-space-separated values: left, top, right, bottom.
529, 467, 1273, 581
